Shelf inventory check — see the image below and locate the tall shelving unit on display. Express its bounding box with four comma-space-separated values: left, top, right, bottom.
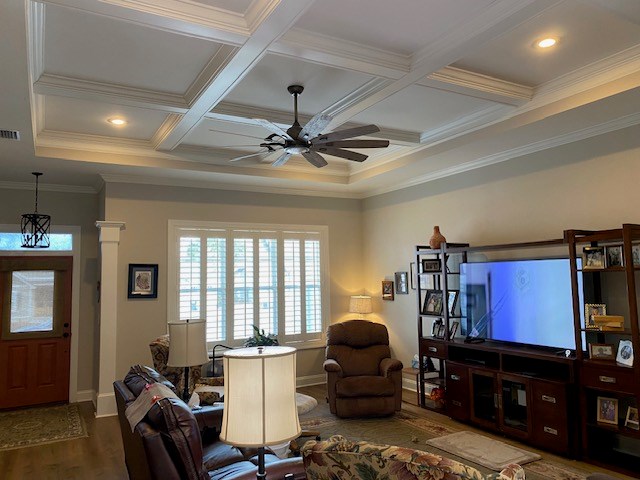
415, 242, 468, 411
565, 225, 640, 475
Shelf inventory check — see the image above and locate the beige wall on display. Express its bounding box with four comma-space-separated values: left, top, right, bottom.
362, 126, 640, 368
103, 183, 364, 379
0, 187, 98, 393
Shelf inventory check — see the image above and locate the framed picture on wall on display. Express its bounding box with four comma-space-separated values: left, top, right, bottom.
128, 264, 158, 299
395, 271, 408, 294
382, 280, 394, 301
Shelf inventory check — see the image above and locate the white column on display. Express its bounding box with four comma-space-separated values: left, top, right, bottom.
95, 221, 125, 417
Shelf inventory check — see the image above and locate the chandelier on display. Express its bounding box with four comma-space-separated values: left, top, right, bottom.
21, 172, 50, 248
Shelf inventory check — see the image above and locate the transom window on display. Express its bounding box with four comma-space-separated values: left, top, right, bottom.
168, 221, 329, 348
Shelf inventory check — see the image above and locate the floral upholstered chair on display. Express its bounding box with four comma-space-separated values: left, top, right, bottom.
302, 435, 525, 480
149, 334, 223, 402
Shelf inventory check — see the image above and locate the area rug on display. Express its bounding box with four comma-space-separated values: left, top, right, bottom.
0, 403, 87, 451
426, 431, 541, 470
298, 399, 590, 480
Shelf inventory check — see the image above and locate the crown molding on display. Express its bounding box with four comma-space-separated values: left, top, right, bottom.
184, 44, 238, 106
527, 44, 640, 112
423, 66, 532, 105
38, 0, 248, 45
273, 28, 410, 79
419, 104, 511, 146
99, 173, 364, 199
0, 180, 97, 194
323, 78, 393, 118
365, 111, 640, 198
34, 74, 189, 113
151, 114, 184, 149
244, 0, 283, 33
38, 130, 167, 156
28, 2, 45, 80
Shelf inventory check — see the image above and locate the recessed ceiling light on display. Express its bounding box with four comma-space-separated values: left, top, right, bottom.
537, 38, 557, 49
107, 117, 127, 126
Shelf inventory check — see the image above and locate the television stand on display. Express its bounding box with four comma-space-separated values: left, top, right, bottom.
444, 341, 577, 455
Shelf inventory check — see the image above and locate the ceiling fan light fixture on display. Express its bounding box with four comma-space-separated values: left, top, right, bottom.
20, 172, 51, 249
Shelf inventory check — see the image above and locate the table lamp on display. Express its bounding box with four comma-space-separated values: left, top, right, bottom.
167, 319, 209, 402
349, 295, 372, 319
221, 346, 301, 480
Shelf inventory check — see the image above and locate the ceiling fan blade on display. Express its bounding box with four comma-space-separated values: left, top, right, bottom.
302, 151, 328, 168
271, 152, 292, 167
312, 124, 380, 143
299, 113, 332, 141
230, 150, 271, 162
313, 146, 368, 162
315, 139, 389, 149
254, 119, 293, 141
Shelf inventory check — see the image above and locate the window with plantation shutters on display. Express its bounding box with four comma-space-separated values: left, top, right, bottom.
168, 221, 329, 348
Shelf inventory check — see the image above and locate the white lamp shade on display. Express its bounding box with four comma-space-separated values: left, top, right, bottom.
220, 346, 301, 447
349, 295, 372, 314
167, 320, 209, 367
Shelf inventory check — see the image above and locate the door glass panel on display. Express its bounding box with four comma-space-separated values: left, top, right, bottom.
472, 372, 496, 423
502, 379, 528, 431
10, 271, 54, 333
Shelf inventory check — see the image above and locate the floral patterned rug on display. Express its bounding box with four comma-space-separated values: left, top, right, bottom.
0, 403, 87, 451
299, 405, 591, 480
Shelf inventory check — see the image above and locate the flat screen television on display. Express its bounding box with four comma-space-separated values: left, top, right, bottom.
460, 258, 583, 350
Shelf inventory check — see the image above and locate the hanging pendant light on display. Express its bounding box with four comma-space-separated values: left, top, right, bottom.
21, 172, 51, 248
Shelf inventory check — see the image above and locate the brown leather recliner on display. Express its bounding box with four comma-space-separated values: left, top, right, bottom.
114, 365, 305, 480
324, 320, 403, 418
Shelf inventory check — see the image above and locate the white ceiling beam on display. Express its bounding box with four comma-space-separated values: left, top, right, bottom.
272, 29, 532, 106
154, 0, 317, 151
326, 0, 559, 130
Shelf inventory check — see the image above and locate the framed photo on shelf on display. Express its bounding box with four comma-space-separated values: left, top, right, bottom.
382, 280, 394, 301
625, 407, 640, 430
605, 245, 624, 267
395, 271, 408, 294
588, 343, 615, 361
432, 320, 446, 339
447, 290, 459, 315
448, 320, 459, 340
584, 303, 606, 329
632, 244, 640, 267
422, 290, 444, 315
583, 246, 605, 270
616, 339, 634, 366
421, 259, 441, 272
596, 396, 619, 425
128, 264, 158, 299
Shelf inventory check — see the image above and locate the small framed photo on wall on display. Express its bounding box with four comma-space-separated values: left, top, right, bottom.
382, 280, 394, 301
395, 271, 408, 294
128, 264, 158, 299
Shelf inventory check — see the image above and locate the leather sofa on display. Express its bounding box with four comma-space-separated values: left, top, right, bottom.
114, 365, 305, 480
324, 320, 403, 418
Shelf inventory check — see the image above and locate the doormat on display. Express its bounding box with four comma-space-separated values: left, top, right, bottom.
426, 431, 541, 471
0, 403, 88, 451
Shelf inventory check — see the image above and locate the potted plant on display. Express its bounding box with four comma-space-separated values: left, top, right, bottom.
244, 325, 279, 347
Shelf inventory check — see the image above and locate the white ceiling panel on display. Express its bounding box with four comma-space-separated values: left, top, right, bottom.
223, 54, 375, 116
294, 0, 495, 55
43, 4, 222, 94
351, 85, 497, 133
184, 118, 273, 150
453, 0, 640, 86
44, 96, 169, 140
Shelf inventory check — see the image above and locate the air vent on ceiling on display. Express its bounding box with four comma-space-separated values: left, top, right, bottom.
0, 130, 20, 141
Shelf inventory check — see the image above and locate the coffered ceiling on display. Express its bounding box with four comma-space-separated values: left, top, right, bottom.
1, 0, 639, 197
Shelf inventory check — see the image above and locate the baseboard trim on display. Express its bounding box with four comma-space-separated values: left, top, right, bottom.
297, 374, 325, 387
95, 392, 117, 418
76, 389, 96, 404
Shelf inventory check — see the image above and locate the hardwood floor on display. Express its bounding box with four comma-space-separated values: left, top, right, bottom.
0, 388, 630, 479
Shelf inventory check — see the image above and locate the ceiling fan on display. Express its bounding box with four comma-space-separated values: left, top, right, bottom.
229, 85, 389, 168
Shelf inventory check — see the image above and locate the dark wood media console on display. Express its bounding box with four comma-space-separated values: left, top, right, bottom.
422, 338, 578, 455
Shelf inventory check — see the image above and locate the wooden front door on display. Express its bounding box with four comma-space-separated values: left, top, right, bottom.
0, 256, 72, 409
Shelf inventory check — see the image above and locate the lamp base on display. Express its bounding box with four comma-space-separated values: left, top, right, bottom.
182, 366, 190, 402
257, 446, 266, 480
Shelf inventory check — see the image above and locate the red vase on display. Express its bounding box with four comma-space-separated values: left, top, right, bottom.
429, 226, 446, 249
